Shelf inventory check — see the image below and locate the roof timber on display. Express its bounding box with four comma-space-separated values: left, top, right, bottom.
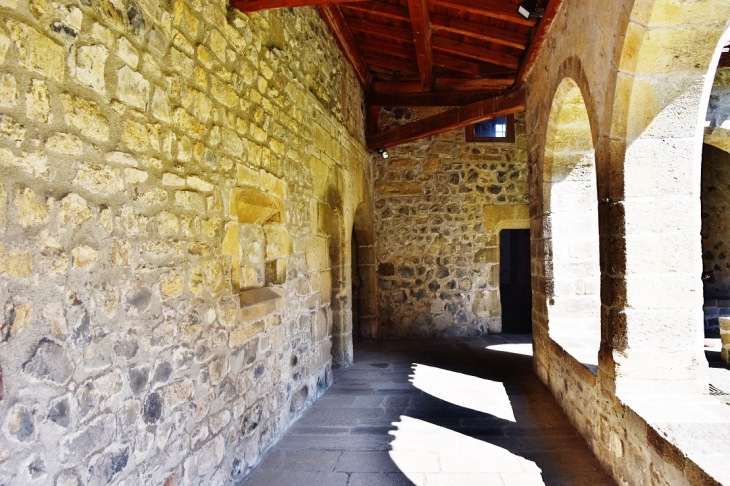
407, 0, 434, 88
367, 89, 527, 150
233, 0, 368, 12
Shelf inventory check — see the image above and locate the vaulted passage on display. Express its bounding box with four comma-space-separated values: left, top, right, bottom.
241, 336, 614, 486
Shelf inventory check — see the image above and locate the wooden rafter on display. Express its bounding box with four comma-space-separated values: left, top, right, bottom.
346, 18, 414, 43
407, 0, 433, 89
431, 0, 536, 27
433, 53, 481, 75
355, 37, 415, 60
233, 0, 367, 12
361, 52, 420, 75
317, 5, 373, 88
514, 0, 562, 87
367, 90, 506, 107
340, 2, 410, 21
373, 77, 515, 93
432, 37, 521, 70
367, 89, 526, 149
435, 77, 514, 90
431, 14, 529, 50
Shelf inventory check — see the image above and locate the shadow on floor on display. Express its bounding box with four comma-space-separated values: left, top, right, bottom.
241, 335, 615, 486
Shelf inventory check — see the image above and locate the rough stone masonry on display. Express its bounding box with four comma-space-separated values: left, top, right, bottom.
0, 0, 372, 484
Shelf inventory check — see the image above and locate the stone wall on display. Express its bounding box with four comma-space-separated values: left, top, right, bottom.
372, 107, 529, 339
0, 0, 371, 484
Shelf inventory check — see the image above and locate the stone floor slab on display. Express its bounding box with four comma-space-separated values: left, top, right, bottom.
239, 336, 615, 486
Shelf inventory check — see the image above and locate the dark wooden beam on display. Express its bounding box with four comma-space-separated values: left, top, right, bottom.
372, 81, 423, 93
431, 14, 529, 50
432, 37, 520, 69
340, 1, 410, 21
367, 105, 381, 135
514, 0, 563, 88
431, 0, 536, 27
407, 0, 433, 89
361, 52, 420, 75
373, 77, 515, 93
435, 77, 514, 90
433, 53, 481, 75
317, 5, 373, 89
346, 18, 414, 43
367, 90, 506, 107
355, 37, 415, 59
234, 0, 367, 12
367, 89, 526, 149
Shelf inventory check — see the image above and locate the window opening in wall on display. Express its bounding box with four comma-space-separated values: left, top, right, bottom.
701, 40, 730, 373
466, 115, 515, 143
544, 79, 600, 375
499, 229, 532, 334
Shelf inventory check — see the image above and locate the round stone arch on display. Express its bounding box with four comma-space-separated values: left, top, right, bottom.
540, 77, 602, 375
607, 0, 730, 395
530, 58, 608, 386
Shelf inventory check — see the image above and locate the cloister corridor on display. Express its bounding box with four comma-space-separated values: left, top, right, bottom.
241, 336, 614, 486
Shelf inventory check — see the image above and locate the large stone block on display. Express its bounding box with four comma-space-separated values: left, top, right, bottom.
231, 187, 284, 225
7, 20, 64, 81
239, 287, 284, 322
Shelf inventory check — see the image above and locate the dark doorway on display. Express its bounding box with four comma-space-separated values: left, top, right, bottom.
499, 229, 532, 333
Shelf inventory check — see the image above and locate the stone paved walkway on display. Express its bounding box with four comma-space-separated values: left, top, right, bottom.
240, 335, 615, 486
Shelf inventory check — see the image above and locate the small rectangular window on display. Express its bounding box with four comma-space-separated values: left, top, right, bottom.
466, 114, 515, 143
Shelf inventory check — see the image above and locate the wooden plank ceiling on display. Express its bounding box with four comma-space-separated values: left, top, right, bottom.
232, 0, 556, 148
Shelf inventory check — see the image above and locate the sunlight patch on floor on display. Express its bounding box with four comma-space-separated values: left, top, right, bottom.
409, 364, 516, 422
486, 342, 534, 357
388, 416, 545, 486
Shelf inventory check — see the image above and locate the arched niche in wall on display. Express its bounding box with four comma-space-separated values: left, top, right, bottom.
543, 78, 601, 374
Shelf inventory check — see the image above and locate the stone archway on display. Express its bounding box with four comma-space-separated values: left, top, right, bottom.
542, 78, 601, 373
607, 0, 730, 395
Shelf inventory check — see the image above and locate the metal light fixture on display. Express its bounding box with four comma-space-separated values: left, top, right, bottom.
517, 0, 544, 20
377, 149, 389, 159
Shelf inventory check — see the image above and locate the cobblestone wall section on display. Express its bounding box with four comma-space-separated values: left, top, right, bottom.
0, 0, 370, 484
372, 107, 528, 338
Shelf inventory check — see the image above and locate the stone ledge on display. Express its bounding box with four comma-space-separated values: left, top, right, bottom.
239, 287, 285, 322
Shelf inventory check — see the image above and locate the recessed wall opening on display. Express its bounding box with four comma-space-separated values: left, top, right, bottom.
351, 229, 362, 342
499, 229, 532, 334
702, 40, 730, 367
543, 78, 601, 374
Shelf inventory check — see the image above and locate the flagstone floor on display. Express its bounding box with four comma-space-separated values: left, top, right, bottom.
240, 335, 615, 486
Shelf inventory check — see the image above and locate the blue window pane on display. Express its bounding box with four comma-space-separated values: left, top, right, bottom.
474, 116, 507, 138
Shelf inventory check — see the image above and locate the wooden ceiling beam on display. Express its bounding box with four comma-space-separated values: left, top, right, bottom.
435, 77, 514, 90
431, 0, 536, 27
317, 5, 373, 89
373, 77, 515, 93
355, 37, 415, 59
431, 14, 529, 50
514, 0, 563, 87
234, 0, 368, 12
367, 89, 526, 149
407, 0, 433, 88
346, 18, 414, 43
432, 37, 521, 70
340, 2, 410, 21
361, 52, 420, 75
367, 90, 506, 107
433, 53, 481, 75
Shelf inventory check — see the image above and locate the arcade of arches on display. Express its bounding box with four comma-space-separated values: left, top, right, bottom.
1, 0, 730, 484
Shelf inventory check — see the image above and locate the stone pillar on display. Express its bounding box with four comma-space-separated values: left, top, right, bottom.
720, 317, 730, 363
